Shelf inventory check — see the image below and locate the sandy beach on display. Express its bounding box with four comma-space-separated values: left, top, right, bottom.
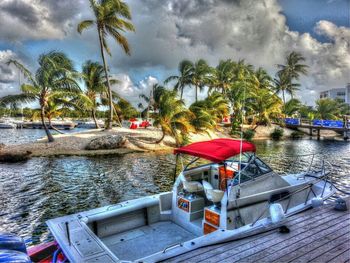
1, 126, 230, 157
0, 124, 312, 159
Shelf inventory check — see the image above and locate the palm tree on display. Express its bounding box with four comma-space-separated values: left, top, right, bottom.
191, 59, 212, 102
153, 90, 193, 146
277, 51, 308, 81
189, 92, 228, 133
189, 101, 216, 133
1, 51, 80, 142
315, 98, 339, 120
275, 51, 308, 110
210, 59, 236, 95
254, 67, 272, 91
273, 72, 300, 107
204, 92, 229, 123
81, 60, 106, 128
77, 0, 135, 129
249, 89, 282, 129
114, 98, 138, 121
284, 98, 302, 117
139, 84, 166, 115
164, 60, 193, 99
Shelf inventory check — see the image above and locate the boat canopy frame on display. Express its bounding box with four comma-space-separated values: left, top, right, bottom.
174, 138, 256, 163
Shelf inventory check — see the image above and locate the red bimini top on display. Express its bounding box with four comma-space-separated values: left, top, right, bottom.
174, 138, 256, 163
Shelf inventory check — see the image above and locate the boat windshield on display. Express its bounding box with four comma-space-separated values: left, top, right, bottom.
238, 155, 273, 183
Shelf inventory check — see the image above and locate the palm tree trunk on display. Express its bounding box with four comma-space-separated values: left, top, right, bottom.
98, 28, 113, 130
180, 87, 184, 100
282, 90, 286, 118
40, 104, 54, 142
195, 85, 198, 102
282, 90, 286, 105
92, 109, 100, 129
156, 130, 166, 144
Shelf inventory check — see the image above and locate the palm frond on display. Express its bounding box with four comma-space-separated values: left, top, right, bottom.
7, 59, 37, 86
77, 20, 95, 34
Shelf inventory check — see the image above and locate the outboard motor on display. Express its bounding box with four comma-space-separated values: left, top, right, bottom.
0, 233, 30, 263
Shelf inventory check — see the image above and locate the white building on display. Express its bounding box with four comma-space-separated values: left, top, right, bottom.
319, 84, 350, 104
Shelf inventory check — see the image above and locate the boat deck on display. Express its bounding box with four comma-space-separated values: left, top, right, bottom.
166, 197, 350, 263
101, 221, 196, 261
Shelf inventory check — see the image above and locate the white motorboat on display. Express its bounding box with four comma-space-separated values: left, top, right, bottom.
0, 118, 17, 129
46, 138, 335, 262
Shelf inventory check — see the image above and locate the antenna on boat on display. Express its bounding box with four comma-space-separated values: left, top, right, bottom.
237, 77, 247, 199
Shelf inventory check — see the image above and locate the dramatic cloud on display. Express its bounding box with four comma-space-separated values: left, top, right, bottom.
0, 0, 349, 106
0, 0, 85, 41
111, 75, 159, 107
0, 50, 20, 96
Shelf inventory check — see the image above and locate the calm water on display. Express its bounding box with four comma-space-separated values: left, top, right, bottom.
0, 138, 349, 246
0, 128, 88, 145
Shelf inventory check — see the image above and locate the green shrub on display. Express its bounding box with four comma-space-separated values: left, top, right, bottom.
243, 129, 255, 141
270, 127, 284, 140
290, 131, 304, 139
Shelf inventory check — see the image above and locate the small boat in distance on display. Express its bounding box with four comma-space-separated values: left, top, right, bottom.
0, 118, 17, 129
5, 139, 335, 262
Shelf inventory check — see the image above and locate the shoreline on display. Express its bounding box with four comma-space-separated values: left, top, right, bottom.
0, 125, 344, 160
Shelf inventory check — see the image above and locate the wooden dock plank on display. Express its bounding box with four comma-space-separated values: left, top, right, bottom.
328, 250, 350, 263
294, 232, 350, 263
168, 197, 350, 263
166, 208, 334, 263
269, 219, 349, 262
214, 211, 345, 262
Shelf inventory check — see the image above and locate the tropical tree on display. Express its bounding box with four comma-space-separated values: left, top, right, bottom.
315, 98, 339, 120
249, 89, 282, 129
0, 51, 80, 142
81, 60, 106, 128
114, 98, 138, 121
139, 84, 166, 116
189, 101, 216, 133
164, 60, 193, 99
275, 51, 308, 111
335, 98, 350, 116
299, 104, 315, 119
190, 59, 212, 102
209, 59, 236, 95
284, 98, 302, 117
277, 51, 308, 82
254, 67, 272, 91
77, 0, 135, 129
273, 72, 300, 108
189, 92, 228, 133
153, 90, 193, 146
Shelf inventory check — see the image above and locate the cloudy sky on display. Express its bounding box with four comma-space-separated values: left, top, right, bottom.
0, 0, 349, 107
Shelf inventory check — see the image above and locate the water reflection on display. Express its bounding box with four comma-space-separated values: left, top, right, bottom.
0, 139, 348, 246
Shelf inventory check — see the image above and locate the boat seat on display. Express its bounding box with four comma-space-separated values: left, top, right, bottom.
202, 180, 224, 203
179, 174, 203, 193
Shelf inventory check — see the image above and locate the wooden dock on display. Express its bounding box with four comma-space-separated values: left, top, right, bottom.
166, 198, 350, 263
285, 123, 350, 140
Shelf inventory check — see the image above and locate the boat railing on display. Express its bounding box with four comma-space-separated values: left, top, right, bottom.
260, 153, 334, 176
250, 169, 331, 227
